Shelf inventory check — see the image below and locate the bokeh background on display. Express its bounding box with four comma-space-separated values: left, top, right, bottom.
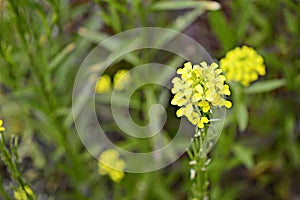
0, 0, 300, 199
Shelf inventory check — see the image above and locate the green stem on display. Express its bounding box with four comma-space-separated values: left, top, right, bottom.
190, 127, 210, 200
0, 132, 35, 200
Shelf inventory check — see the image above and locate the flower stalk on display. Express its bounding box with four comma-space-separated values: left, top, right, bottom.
0, 120, 36, 200
188, 125, 210, 200
170, 61, 232, 200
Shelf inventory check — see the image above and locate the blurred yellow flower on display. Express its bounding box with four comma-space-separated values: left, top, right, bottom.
14, 185, 35, 200
113, 70, 131, 91
220, 46, 266, 87
171, 62, 231, 128
95, 75, 111, 94
98, 149, 125, 183
0, 119, 5, 132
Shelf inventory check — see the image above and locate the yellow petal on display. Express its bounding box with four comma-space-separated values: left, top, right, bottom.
215, 69, 222, 75
178, 98, 188, 106
171, 77, 181, 84
95, 75, 111, 94
184, 88, 193, 98
187, 112, 199, 125
220, 84, 231, 95
195, 84, 203, 94
176, 108, 184, 117
201, 117, 209, 123
216, 75, 226, 82
177, 68, 184, 74
210, 62, 218, 68
199, 101, 209, 107
171, 98, 177, 105
197, 121, 204, 128
257, 66, 266, 75
171, 87, 179, 94
185, 103, 193, 115
184, 62, 193, 70
225, 101, 232, 108
192, 93, 202, 102
200, 61, 208, 68
202, 105, 210, 113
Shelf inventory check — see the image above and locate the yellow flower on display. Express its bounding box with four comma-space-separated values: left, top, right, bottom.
14, 185, 35, 200
113, 70, 131, 91
95, 75, 111, 94
0, 119, 5, 132
220, 46, 266, 87
98, 149, 125, 183
177, 62, 193, 79
171, 61, 231, 128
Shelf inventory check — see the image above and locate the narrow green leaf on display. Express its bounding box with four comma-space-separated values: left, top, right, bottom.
48, 43, 76, 71
244, 79, 286, 94
151, 1, 220, 11
208, 10, 236, 51
169, 7, 204, 31
108, 4, 122, 33
284, 9, 299, 35
236, 0, 252, 40
78, 27, 110, 44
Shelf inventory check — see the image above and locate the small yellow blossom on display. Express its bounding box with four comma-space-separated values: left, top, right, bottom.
98, 149, 125, 183
220, 46, 266, 87
113, 70, 131, 91
0, 119, 5, 132
14, 185, 35, 200
95, 75, 111, 94
171, 61, 231, 128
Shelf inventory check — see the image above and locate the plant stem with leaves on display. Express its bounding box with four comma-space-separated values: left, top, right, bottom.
188, 125, 210, 200
0, 131, 36, 200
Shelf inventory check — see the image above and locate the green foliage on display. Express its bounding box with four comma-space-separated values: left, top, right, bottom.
0, 132, 36, 200
0, 0, 300, 199
244, 79, 286, 94
208, 0, 300, 199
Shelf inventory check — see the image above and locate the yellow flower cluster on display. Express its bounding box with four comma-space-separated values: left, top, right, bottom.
98, 149, 125, 183
113, 70, 131, 90
0, 119, 5, 132
171, 62, 231, 128
220, 46, 266, 87
95, 70, 131, 94
95, 75, 111, 93
14, 185, 35, 200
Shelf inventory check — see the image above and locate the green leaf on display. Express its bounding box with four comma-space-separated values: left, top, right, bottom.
244, 79, 286, 94
169, 7, 204, 31
235, 0, 253, 40
208, 10, 236, 51
151, 1, 220, 11
233, 144, 255, 169
78, 27, 111, 44
48, 43, 76, 71
284, 9, 299, 35
245, 7, 270, 46
236, 101, 248, 132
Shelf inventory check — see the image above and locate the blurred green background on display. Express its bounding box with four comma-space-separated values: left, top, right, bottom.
0, 0, 300, 199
